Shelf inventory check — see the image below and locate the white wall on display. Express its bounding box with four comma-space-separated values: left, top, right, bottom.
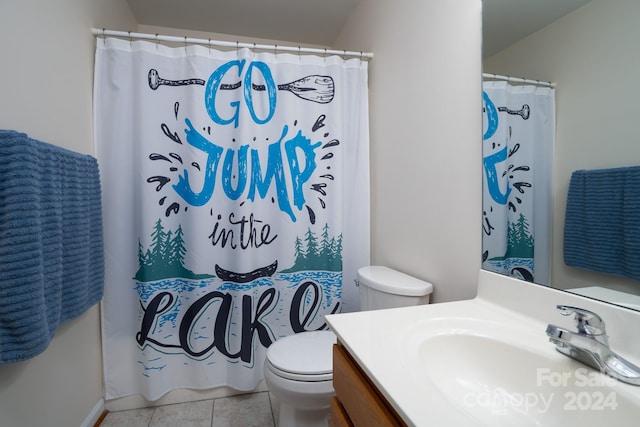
0, 1, 137, 426
483, 0, 640, 294
335, 0, 483, 303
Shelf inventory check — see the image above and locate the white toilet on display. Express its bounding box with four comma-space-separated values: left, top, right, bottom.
264, 266, 433, 427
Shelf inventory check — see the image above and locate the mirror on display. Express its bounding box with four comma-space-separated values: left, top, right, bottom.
482, 0, 640, 311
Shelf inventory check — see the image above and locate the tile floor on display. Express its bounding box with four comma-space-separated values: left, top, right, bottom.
100, 391, 279, 427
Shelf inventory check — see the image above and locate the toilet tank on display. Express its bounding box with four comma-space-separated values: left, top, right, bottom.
357, 266, 434, 310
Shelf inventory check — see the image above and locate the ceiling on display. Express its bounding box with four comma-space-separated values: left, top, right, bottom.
126, 0, 361, 46
126, 0, 592, 56
481, 0, 591, 58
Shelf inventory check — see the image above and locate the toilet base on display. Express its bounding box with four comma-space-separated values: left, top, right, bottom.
264, 331, 336, 427
264, 361, 334, 427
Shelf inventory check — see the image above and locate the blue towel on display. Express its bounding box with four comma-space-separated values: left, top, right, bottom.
564, 166, 640, 281
0, 130, 104, 364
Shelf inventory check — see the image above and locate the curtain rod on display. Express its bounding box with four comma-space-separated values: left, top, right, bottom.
92, 28, 373, 59
483, 72, 555, 88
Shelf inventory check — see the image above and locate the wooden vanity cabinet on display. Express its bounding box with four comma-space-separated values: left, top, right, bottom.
331, 342, 407, 427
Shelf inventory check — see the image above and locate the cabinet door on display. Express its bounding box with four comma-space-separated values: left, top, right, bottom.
330, 396, 354, 427
333, 344, 406, 427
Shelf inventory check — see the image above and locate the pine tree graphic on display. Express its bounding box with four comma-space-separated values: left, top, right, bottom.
282, 224, 343, 272
506, 213, 534, 258
134, 219, 213, 282
488, 214, 535, 261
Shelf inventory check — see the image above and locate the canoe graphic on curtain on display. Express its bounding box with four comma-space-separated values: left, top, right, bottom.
94, 38, 370, 400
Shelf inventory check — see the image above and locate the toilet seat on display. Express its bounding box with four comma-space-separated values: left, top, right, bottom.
266, 330, 336, 382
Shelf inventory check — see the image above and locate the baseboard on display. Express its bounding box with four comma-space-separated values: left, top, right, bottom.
80, 398, 105, 427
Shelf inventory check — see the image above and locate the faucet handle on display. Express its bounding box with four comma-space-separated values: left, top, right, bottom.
556, 305, 607, 336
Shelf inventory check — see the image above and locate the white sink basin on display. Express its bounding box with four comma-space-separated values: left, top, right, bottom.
326, 272, 640, 426
409, 317, 638, 426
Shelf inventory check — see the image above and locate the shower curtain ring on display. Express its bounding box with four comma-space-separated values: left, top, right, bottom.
155, 34, 159, 50
102, 28, 106, 45
184, 36, 187, 52
208, 38, 211, 54
128, 31, 132, 46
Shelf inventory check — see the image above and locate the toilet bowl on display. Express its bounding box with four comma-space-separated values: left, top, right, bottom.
264, 330, 336, 427
264, 266, 433, 427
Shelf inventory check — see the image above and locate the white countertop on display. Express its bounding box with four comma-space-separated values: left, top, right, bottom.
325, 270, 640, 426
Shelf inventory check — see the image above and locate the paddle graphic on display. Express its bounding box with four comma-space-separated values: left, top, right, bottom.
148, 69, 334, 103
498, 104, 530, 120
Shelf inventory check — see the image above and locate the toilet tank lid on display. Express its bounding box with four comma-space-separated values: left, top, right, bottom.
357, 266, 433, 296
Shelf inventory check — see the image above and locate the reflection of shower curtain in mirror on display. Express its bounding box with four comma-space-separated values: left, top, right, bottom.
482, 81, 555, 285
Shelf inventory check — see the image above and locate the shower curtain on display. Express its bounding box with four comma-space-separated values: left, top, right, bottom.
482, 81, 555, 285
94, 37, 370, 400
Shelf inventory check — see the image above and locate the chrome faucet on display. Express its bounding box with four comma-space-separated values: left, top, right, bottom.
546, 305, 640, 386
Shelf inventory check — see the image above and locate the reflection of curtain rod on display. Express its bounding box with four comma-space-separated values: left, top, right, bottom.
91, 28, 373, 59
483, 72, 555, 88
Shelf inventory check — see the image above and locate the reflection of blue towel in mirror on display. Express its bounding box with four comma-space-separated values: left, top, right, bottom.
0, 130, 104, 364
564, 166, 640, 281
